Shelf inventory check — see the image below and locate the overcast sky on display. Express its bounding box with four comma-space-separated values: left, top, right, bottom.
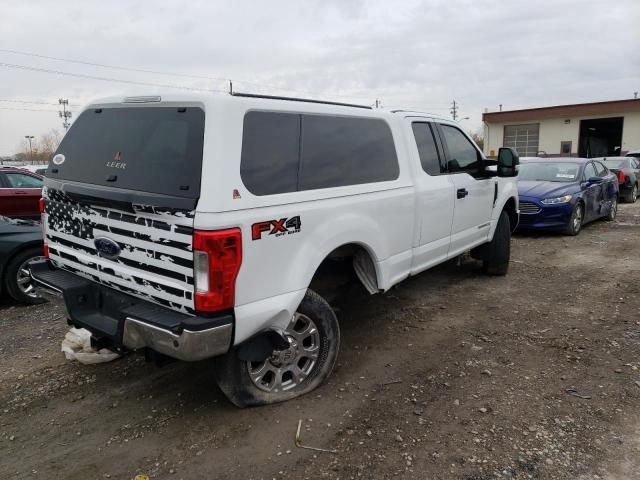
1, 0, 639, 156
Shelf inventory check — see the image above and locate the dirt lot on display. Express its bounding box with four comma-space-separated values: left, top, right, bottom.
2, 202, 640, 480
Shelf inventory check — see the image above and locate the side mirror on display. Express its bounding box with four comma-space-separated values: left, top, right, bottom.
587, 176, 604, 185
497, 147, 519, 177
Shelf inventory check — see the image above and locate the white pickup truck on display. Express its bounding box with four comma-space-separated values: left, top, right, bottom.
31, 92, 519, 407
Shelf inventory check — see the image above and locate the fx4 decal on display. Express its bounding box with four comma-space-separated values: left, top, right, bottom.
252, 216, 301, 240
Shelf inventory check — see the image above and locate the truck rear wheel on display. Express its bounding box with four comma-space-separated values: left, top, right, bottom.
481, 210, 511, 276
214, 289, 340, 407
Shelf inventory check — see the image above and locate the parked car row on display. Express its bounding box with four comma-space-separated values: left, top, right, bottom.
516, 157, 619, 235
0, 215, 45, 304
598, 156, 640, 203
0, 166, 44, 220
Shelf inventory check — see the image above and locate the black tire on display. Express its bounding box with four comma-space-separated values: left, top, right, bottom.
606, 196, 618, 221
214, 289, 340, 407
481, 210, 511, 276
4, 248, 47, 305
564, 202, 584, 236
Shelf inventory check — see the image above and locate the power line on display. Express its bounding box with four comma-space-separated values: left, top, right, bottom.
0, 98, 80, 106
0, 107, 59, 112
0, 48, 375, 102
0, 62, 227, 93
0, 48, 230, 83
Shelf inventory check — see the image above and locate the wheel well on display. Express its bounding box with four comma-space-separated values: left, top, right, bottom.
1, 242, 43, 285
309, 244, 379, 301
503, 197, 518, 231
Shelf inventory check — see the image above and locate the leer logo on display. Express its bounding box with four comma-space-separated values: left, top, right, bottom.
106, 151, 127, 169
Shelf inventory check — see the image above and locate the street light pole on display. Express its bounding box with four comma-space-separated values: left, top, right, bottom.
24, 135, 34, 164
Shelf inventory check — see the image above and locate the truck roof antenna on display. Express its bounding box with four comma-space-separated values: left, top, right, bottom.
229, 80, 233, 95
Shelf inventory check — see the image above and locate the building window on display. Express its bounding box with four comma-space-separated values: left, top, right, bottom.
503, 124, 539, 157
560, 141, 572, 156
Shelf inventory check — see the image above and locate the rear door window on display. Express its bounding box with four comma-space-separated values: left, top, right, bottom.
240, 111, 399, 195
50, 107, 205, 198
5, 173, 43, 188
411, 122, 442, 175
299, 115, 398, 190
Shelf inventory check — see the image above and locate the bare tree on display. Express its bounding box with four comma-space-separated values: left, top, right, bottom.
37, 129, 62, 162
471, 132, 484, 151
13, 129, 62, 164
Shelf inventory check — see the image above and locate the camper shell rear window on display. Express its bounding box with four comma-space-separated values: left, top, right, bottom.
49, 106, 205, 199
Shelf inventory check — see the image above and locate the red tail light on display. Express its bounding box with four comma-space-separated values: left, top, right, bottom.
39, 197, 45, 214
193, 228, 242, 313
43, 244, 49, 258
617, 170, 625, 184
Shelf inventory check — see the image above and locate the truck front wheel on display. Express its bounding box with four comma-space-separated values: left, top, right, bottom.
480, 210, 511, 276
214, 289, 340, 407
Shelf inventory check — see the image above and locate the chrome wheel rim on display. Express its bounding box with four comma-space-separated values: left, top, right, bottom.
573, 206, 583, 232
247, 313, 321, 393
16, 256, 45, 297
632, 186, 637, 202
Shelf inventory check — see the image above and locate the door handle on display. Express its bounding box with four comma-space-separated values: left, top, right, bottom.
457, 188, 469, 199
14, 191, 28, 195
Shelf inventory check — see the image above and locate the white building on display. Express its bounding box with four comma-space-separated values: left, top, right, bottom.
483, 98, 640, 158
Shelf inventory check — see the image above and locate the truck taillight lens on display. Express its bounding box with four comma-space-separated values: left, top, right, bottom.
39, 197, 48, 258
193, 228, 242, 313
617, 170, 625, 184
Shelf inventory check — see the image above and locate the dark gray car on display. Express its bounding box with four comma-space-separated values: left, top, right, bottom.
598, 157, 640, 203
0, 215, 46, 304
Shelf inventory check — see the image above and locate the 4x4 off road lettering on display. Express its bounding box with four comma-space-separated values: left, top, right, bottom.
252, 216, 301, 240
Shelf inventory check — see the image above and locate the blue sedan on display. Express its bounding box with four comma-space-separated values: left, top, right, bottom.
517, 158, 619, 235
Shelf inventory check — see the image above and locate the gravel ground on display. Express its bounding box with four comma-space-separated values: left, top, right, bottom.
1, 202, 639, 479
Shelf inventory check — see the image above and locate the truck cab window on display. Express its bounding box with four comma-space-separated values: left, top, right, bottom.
412, 122, 442, 175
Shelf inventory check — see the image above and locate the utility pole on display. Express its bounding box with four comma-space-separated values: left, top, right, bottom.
58, 99, 72, 130
24, 135, 34, 164
450, 100, 458, 121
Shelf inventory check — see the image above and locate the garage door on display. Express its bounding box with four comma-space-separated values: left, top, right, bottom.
504, 124, 539, 157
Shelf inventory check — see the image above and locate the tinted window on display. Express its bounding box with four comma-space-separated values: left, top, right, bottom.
51, 107, 205, 198
5, 173, 43, 188
594, 161, 608, 177
240, 112, 399, 194
299, 115, 398, 190
240, 111, 300, 195
412, 123, 442, 175
583, 162, 597, 180
440, 125, 481, 173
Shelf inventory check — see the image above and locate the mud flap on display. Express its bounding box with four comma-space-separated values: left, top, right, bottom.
353, 250, 379, 295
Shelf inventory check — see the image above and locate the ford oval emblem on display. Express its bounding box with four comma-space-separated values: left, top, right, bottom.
94, 237, 121, 260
